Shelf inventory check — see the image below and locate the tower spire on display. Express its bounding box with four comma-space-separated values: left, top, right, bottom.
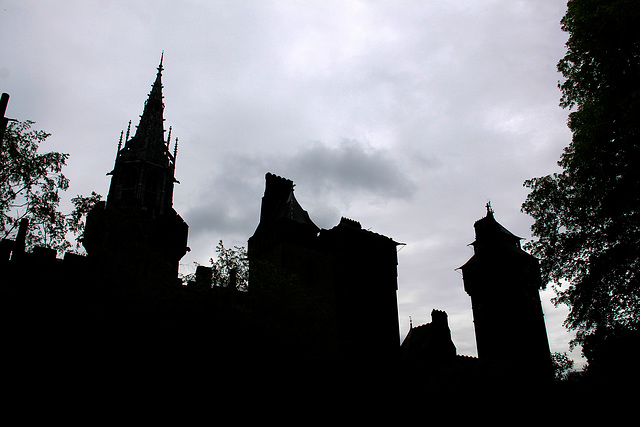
106, 55, 177, 214
131, 52, 165, 144
82, 52, 190, 288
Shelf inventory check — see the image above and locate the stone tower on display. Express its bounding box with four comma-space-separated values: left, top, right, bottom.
460, 204, 552, 383
317, 216, 401, 363
247, 173, 334, 359
83, 55, 189, 288
248, 173, 400, 363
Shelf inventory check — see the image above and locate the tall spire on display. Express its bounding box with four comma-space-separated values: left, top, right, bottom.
106, 54, 178, 214
132, 52, 165, 145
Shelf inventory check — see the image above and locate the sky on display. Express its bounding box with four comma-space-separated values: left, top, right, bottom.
0, 0, 585, 367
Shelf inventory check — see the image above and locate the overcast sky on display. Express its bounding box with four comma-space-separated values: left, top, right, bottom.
1, 0, 584, 367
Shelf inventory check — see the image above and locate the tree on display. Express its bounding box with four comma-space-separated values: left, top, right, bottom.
67, 190, 103, 253
181, 240, 250, 290
551, 351, 575, 382
209, 240, 249, 291
522, 0, 640, 360
1, 119, 101, 254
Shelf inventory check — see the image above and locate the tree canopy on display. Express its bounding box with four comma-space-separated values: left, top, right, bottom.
1, 119, 101, 254
522, 0, 640, 360
209, 240, 249, 291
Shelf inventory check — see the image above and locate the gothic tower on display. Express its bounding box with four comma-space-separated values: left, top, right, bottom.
248, 173, 400, 363
83, 55, 189, 288
247, 173, 334, 358
460, 204, 552, 383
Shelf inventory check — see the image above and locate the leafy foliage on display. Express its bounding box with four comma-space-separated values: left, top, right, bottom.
68, 191, 103, 252
551, 351, 575, 381
1, 120, 67, 247
522, 0, 640, 353
1, 120, 101, 253
209, 240, 249, 291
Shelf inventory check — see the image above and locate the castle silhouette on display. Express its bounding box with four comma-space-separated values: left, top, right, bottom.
1, 59, 553, 388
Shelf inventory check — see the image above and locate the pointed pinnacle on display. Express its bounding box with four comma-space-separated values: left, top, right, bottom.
125, 120, 131, 141
118, 130, 123, 152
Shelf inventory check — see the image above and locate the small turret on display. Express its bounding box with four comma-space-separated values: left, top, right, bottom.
460, 205, 553, 385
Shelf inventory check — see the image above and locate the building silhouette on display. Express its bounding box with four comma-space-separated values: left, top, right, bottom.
401, 309, 457, 364
247, 172, 401, 364
459, 203, 553, 384
82, 54, 189, 291
0, 60, 556, 388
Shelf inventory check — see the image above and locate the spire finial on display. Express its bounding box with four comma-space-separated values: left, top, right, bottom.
486, 200, 494, 216
158, 51, 164, 73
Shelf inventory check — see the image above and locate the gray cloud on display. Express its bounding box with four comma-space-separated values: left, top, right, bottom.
183, 138, 417, 242
284, 139, 418, 200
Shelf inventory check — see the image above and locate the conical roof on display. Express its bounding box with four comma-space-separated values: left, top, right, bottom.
459, 205, 529, 271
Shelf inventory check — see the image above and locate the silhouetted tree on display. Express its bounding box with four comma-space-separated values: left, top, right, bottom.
1, 119, 101, 253
210, 240, 249, 291
522, 0, 640, 365
68, 191, 102, 253
551, 352, 574, 382
180, 241, 249, 290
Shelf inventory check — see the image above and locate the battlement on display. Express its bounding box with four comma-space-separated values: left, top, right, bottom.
430, 309, 449, 326
338, 217, 362, 229
264, 172, 294, 197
